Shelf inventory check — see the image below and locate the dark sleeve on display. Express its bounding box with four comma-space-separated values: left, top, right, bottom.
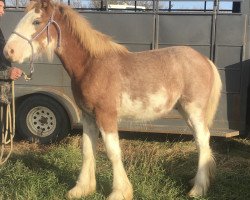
0, 28, 11, 71
0, 28, 11, 79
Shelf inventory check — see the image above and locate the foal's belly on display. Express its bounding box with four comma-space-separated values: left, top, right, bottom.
118, 88, 171, 120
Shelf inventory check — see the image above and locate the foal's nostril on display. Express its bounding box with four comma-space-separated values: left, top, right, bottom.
5, 47, 15, 58
3, 46, 15, 59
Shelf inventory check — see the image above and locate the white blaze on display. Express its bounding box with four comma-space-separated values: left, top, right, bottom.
13, 10, 41, 40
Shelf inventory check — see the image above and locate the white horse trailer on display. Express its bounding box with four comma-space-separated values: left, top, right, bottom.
0, 0, 248, 143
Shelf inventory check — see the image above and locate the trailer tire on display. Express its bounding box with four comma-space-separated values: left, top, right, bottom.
16, 94, 70, 144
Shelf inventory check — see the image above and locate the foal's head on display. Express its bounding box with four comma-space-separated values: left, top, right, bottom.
4, 0, 59, 63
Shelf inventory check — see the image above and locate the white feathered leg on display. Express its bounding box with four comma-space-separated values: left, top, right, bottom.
100, 129, 133, 200
67, 113, 99, 199
188, 109, 215, 197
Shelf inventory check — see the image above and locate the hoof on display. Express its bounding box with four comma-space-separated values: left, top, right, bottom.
188, 185, 207, 198
67, 184, 95, 199
107, 190, 133, 200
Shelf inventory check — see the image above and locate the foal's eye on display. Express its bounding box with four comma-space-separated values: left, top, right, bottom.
32, 20, 41, 26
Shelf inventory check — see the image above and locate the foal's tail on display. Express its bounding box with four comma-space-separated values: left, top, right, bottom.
205, 60, 222, 127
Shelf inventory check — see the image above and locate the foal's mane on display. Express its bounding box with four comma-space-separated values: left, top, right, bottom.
28, 1, 129, 58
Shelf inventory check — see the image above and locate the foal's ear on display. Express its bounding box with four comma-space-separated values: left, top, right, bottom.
59, 6, 65, 15
40, 0, 51, 9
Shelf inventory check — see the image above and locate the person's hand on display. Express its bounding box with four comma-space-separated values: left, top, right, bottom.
0, 1, 5, 17
8, 67, 23, 80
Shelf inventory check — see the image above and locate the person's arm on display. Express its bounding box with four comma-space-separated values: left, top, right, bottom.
0, 28, 11, 80
0, 67, 22, 80
0, 68, 10, 79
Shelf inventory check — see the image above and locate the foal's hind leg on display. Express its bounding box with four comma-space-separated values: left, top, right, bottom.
178, 105, 194, 131
181, 104, 215, 197
67, 113, 99, 199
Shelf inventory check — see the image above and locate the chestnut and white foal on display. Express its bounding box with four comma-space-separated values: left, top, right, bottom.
4, 0, 222, 199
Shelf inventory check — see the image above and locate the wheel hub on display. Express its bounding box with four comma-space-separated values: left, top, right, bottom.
39, 116, 48, 125
26, 106, 56, 137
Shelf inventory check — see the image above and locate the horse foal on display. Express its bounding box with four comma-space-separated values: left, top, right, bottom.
3, 0, 222, 199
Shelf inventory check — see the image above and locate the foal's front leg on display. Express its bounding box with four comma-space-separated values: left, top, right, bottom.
67, 113, 99, 199
100, 130, 133, 200
97, 112, 133, 200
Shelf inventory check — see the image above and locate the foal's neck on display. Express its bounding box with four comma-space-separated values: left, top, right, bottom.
55, 28, 90, 80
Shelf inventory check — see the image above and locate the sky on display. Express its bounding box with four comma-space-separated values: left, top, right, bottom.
170, 1, 232, 10
5, 0, 234, 11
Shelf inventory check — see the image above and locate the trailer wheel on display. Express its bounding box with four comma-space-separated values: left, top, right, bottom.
16, 94, 70, 144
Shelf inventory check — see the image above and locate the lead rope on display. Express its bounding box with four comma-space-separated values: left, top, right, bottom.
0, 81, 15, 165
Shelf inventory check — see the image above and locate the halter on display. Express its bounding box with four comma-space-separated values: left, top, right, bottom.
12, 10, 61, 81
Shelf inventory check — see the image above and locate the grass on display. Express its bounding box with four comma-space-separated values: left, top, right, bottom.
0, 132, 250, 200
